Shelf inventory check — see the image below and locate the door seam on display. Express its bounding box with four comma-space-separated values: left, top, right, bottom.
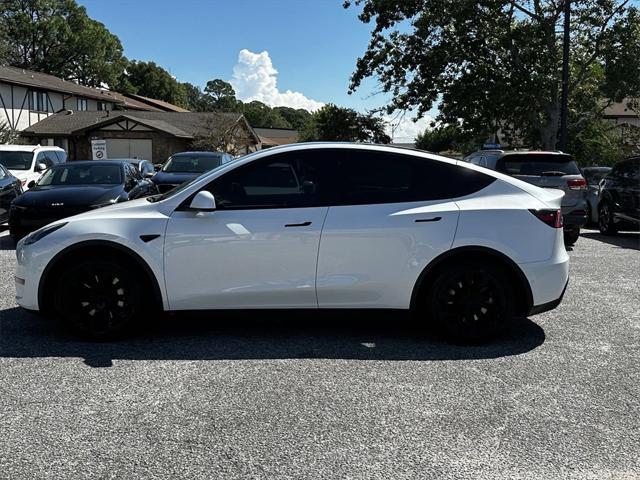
314, 206, 331, 308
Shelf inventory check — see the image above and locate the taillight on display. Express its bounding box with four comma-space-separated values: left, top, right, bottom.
529, 209, 563, 228
567, 178, 587, 190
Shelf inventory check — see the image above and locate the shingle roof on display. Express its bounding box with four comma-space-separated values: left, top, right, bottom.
22, 111, 248, 138
107, 92, 163, 111
125, 93, 190, 112
254, 127, 299, 146
0, 66, 123, 103
603, 98, 639, 118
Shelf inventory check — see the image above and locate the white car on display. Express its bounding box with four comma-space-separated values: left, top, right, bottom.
0, 145, 67, 190
15, 143, 569, 342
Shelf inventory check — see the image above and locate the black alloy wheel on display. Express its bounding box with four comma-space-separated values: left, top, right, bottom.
598, 201, 618, 235
56, 260, 141, 339
427, 263, 513, 344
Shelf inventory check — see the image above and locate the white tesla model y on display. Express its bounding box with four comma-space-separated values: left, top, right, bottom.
15, 143, 569, 342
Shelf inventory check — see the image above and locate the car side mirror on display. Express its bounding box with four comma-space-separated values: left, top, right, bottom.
154, 164, 162, 171
188, 191, 216, 212
27, 180, 36, 189
301, 180, 316, 194
35, 162, 47, 172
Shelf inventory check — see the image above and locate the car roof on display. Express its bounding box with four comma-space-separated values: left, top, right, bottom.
108, 158, 150, 164
0, 144, 64, 152
170, 151, 224, 157
51, 160, 127, 167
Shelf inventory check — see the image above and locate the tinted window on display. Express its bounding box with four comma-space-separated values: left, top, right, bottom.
36, 152, 57, 168
498, 154, 580, 175
334, 150, 494, 205
203, 151, 333, 209
54, 151, 67, 163
141, 161, 154, 175
0, 151, 33, 170
582, 168, 611, 185
163, 153, 223, 173
37, 165, 123, 186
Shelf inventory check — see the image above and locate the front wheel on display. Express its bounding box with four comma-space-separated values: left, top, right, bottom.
55, 259, 142, 340
425, 262, 514, 344
598, 201, 618, 235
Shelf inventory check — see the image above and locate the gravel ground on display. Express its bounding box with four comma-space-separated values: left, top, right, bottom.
0, 227, 639, 479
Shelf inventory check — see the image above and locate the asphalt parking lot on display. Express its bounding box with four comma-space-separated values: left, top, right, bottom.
0, 227, 638, 479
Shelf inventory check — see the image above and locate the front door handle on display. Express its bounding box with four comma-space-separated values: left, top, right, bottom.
415, 217, 442, 223
285, 221, 312, 227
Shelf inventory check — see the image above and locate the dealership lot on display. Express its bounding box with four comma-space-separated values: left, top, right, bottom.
0, 227, 638, 479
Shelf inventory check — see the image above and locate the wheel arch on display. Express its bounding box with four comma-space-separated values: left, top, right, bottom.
38, 240, 164, 314
410, 246, 533, 316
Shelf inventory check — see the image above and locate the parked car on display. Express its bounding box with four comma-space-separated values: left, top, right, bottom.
0, 145, 66, 190
464, 150, 588, 246
152, 151, 234, 193
112, 158, 156, 178
0, 164, 23, 224
581, 166, 611, 224
598, 157, 640, 235
14, 144, 569, 343
9, 160, 156, 239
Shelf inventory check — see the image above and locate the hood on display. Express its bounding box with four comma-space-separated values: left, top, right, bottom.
8, 170, 29, 182
13, 185, 124, 208
152, 171, 200, 185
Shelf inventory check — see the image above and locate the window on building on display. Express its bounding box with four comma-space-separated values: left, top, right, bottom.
97, 101, 108, 111
77, 98, 88, 111
29, 91, 48, 112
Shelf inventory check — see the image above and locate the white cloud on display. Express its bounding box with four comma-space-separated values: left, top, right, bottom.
385, 114, 434, 143
230, 49, 324, 112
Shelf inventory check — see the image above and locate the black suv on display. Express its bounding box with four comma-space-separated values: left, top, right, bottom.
598, 157, 640, 234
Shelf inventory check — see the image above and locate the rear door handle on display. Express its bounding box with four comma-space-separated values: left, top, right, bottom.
285, 221, 312, 227
415, 217, 442, 223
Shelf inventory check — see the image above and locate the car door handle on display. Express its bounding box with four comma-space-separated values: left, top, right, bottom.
285, 221, 312, 227
415, 217, 442, 223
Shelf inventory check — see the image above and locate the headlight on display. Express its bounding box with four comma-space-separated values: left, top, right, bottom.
23, 222, 67, 246
90, 198, 118, 209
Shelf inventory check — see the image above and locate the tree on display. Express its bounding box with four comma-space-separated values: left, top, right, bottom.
273, 106, 312, 130
118, 61, 188, 108
204, 79, 235, 102
191, 114, 256, 155
300, 104, 390, 143
345, 0, 640, 150
182, 82, 206, 112
0, 0, 126, 87
241, 101, 291, 128
0, 119, 20, 143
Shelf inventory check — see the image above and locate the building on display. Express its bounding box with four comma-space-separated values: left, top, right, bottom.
254, 127, 299, 148
21, 110, 260, 162
0, 66, 121, 136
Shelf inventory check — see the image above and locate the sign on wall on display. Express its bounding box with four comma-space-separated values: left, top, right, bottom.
91, 139, 108, 160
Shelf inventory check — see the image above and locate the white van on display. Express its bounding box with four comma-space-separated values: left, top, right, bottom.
0, 145, 67, 190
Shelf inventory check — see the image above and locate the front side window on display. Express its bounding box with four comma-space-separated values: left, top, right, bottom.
203, 151, 333, 209
0, 150, 34, 170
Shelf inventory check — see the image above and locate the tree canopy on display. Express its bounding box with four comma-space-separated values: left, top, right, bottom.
345, 0, 640, 157
0, 0, 126, 87
300, 104, 390, 143
117, 60, 188, 108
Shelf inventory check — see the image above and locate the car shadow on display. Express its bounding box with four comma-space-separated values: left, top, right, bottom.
0, 225, 15, 251
581, 230, 640, 250
0, 308, 545, 368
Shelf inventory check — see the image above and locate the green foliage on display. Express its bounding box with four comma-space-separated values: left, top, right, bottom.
0, 119, 20, 143
273, 106, 312, 130
117, 61, 188, 108
240, 101, 291, 128
345, 0, 640, 151
300, 104, 390, 143
0, 0, 126, 87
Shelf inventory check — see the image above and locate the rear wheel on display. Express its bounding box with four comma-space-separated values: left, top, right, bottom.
563, 228, 580, 246
55, 258, 142, 340
598, 201, 618, 235
425, 262, 514, 344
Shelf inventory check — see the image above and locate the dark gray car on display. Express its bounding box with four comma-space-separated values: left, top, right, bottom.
464, 150, 588, 246
582, 166, 611, 224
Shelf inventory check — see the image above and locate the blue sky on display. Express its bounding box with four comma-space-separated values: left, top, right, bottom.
78, 0, 432, 141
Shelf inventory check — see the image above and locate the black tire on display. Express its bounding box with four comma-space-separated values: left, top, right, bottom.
563, 228, 580, 246
54, 258, 143, 340
424, 262, 514, 344
9, 226, 27, 242
598, 200, 618, 235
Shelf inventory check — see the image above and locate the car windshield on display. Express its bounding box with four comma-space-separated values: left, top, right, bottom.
162, 154, 223, 173
500, 154, 580, 176
0, 151, 33, 170
583, 168, 611, 185
37, 164, 123, 186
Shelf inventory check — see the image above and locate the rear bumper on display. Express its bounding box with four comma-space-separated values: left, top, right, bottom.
528, 278, 568, 316
563, 210, 588, 228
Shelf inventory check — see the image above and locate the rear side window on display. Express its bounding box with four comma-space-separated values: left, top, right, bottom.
334, 150, 494, 205
498, 154, 580, 176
